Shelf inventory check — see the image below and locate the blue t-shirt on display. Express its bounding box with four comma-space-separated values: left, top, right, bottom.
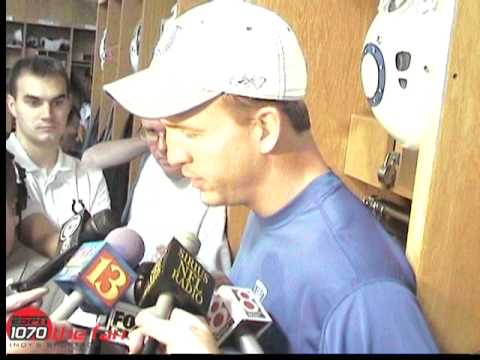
229, 172, 438, 353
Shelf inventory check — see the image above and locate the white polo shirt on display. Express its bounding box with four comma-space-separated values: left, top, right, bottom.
7, 132, 112, 329
6, 132, 111, 228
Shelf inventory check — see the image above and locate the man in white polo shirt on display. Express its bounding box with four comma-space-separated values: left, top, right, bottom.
6, 56, 112, 333
6, 55, 111, 258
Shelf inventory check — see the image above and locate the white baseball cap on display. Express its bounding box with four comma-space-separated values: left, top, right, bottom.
103, 0, 307, 119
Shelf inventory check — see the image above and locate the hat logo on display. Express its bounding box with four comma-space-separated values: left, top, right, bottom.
230, 75, 267, 90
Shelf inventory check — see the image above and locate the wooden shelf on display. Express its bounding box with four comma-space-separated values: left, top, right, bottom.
72, 62, 92, 68
26, 47, 69, 55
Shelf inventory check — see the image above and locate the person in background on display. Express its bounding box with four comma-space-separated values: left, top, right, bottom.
81, 122, 232, 274
61, 71, 92, 158
105, 1, 439, 354
6, 56, 111, 259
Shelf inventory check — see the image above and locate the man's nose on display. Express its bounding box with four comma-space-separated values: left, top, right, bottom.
40, 102, 53, 119
165, 131, 192, 167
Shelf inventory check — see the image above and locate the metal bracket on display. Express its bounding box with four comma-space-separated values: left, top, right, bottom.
377, 151, 400, 189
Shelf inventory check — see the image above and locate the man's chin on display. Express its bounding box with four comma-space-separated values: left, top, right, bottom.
199, 191, 227, 207
163, 166, 183, 177
36, 134, 61, 145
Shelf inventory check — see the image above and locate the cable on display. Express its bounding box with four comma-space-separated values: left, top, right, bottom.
196, 205, 210, 238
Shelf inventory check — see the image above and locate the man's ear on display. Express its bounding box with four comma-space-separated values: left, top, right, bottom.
253, 107, 281, 154
6, 94, 17, 118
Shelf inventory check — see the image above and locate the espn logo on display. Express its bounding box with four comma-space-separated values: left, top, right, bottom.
6, 307, 51, 342
9, 316, 49, 341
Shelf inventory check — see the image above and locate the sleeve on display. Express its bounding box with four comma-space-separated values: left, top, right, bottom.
87, 168, 111, 215
320, 281, 439, 354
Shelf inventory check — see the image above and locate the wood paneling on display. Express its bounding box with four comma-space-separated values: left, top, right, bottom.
6, 0, 97, 27
345, 114, 416, 199
407, 0, 480, 352
98, 0, 122, 139
6, 0, 28, 21
112, 0, 143, 140
91, 2, 108, 120
177, 0, 209, 15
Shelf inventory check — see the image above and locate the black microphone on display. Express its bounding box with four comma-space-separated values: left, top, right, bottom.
139, 232, 215, 354
9, 209, 120, 292
57, 209, 119, 255
207, 274, 271, 354
120, 261, 155, 306
79, 209, 120, 243
56, 205, 91, 255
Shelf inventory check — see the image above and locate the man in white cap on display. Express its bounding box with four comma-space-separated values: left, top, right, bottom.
105, 0, 438, 354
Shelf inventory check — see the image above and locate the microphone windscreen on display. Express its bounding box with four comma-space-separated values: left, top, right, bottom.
92, 209, 120, 235
79, 209, 120, 242
106, 228, 145, 268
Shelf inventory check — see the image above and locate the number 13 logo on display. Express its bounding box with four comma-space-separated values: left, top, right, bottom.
84, 253, 129, 303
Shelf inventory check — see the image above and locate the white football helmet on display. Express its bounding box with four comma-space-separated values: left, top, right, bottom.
130, 23, 142, 73
99, 29, 107, 71
360, 0, 456, 149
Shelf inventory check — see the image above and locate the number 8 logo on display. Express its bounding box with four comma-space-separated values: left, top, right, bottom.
233, 288, 259, 313
207, 295, 231, 334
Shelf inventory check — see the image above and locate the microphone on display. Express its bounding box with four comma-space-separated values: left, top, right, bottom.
85, 301, 140, 354
86, 262, 153, 354
9, 209, 121, 292
120, 261, 155, 306
79, 209, 120, 243
207, 276, 271, 354
57, 209, 120, 255
56, 206, 91, 255
139, 232, 216, 354
50, 228, 144, 321
99, 301, 141, 347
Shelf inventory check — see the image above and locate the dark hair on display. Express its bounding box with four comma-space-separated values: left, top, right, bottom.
8, 55, 71, 98
222, 94, 311, 133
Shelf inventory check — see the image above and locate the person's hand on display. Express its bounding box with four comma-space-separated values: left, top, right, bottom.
6, 287, 49, 313
127, 307, 220, 354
